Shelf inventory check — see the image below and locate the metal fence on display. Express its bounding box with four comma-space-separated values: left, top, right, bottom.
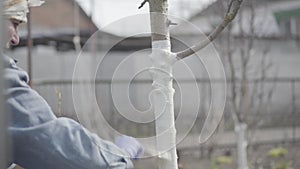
32, 77, 300, 168
33, 78, 300, 134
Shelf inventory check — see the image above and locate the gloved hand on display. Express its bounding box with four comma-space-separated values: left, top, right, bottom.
115, 135, 144, 160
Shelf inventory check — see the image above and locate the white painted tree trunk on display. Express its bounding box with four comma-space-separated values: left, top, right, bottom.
148, 1, 178, 169
146, 1, 243, 169
235, 123, 248, 169
150, 40, 177, 169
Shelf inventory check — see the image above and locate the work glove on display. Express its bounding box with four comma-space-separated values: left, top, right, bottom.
115, 135, 144, 160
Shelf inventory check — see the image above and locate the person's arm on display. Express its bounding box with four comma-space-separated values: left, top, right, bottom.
10, 118, 133, 169
4, 55, 134, 169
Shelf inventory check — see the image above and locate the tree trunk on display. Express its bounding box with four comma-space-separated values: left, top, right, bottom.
235, 123, 248, 169
148, 0, 178, 169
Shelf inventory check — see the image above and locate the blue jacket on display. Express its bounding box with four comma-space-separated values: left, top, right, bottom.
3, 55, 133, 169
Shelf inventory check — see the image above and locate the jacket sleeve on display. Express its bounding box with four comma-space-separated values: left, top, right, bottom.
4, 55, 133, 169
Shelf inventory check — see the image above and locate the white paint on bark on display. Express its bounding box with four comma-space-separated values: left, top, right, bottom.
235, 123, 249, 169
149, 40, 178, 169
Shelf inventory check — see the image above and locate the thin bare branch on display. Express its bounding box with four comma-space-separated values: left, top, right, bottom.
239, 1, 256, 122
248, 46, 274, 129
176, 0, 243, 60
167, 19, 178, 26
138, 0, 149, 9
243, 1, 255, 66
226, 24, 242, 124
226, 0, 235, 14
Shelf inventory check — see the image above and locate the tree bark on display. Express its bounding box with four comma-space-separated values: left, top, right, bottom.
149, 0, 169, 41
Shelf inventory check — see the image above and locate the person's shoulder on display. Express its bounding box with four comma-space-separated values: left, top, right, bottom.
2, 54, 13, 67
2, 54, 19, 68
